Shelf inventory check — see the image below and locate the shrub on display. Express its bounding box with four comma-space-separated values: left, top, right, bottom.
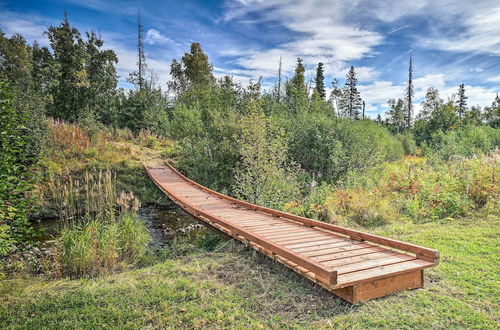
233, 103, 300, 208
289, 116, 404, 182
425, 125, 498, 160
0, 80, 35, 255
396, 133, 417, 155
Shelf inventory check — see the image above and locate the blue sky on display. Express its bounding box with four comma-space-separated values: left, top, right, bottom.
1, 0, 499, 117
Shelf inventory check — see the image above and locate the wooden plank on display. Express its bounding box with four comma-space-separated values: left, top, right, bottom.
336, 253, 416, 274
284, 238, 348, 249
262, 228, 316, 238
336, 259, 433, 287
301, 242, 370, 257
316, 247, 387, 264
354, 270, 423, 303
291, 240, 354, 253
273, 234, 338, 245
251, 224, 303, 233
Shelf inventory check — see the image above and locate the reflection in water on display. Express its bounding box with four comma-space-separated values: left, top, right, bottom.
32, 201, 210, 244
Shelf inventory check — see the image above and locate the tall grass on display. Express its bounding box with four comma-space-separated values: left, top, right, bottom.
43, 169, 117, 223
44, 169, 149, 277
60, 213, 149, 277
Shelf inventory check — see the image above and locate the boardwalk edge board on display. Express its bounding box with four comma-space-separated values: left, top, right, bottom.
144, 162, 439, 303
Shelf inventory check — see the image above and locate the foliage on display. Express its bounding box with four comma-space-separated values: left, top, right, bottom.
0, 81, 34, 256
233, 103, 300, 208
45, 16, 118, 123
396, 132, 417, 156
181, 42, 215, 88
424, 125, 499, 160
288, 115, 403, 182
290, 154, 499, 226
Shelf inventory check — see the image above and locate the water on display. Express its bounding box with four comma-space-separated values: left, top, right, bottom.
32, 201, 209, 244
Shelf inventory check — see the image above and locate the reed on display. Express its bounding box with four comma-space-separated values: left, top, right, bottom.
44, 168, 149, 277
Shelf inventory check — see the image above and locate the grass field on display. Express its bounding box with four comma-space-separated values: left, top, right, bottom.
1, 214, 498, 329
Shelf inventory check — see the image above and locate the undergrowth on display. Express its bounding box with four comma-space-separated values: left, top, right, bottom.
285, 153, 499, 227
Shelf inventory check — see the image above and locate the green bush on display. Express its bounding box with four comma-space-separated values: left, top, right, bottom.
0, 80, 35, 255
289, 116, 403, 182
426, 125, 498, 160
396, 133, 417, 156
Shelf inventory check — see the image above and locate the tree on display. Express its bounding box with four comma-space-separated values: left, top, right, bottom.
483, 94, 500, 128
182, 42, 214, 88
45, 14, 86, 121
275, 56, 282, 102
128, 10, 147, 91
83, 31, 119, 124
285, 58, 307, 114
464, 105, 482, 126
0, 31, 32, 88
386, 98, 405, 132
313, 62, 326, 100
419, 87, 443, 119
288, 58, 306, 94
414, 89, 460, 144
340, 66, 362, 119
233, 103, 299, 208
31, 41, 56, 97
405, 54, 414, 129
455, 83, 468, 120
168, 59, 187, 96
328, 79, 342, 116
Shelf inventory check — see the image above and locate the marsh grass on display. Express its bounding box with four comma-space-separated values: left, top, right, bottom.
42, 168, 150, 278
59, 213, 149, 278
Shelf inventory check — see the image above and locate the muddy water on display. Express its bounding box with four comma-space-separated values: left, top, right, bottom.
32, 201, 210, 244
139, 202, 209, 244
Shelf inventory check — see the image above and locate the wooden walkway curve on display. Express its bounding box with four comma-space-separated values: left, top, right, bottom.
144, 162, 439, 303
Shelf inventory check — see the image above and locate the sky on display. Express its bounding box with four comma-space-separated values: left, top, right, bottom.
1, 0, 499, 117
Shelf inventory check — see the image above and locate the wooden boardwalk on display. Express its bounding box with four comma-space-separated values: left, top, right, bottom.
144, 162, 439, 303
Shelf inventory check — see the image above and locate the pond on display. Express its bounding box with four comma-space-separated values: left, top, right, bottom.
32, 201, 210, 245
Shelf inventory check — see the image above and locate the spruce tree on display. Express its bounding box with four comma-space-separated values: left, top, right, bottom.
314, 62, 326, 100
276, 56, 282, 102
285, 58, 307, 113
341, 66, 362, 119
405, 54, 414, 129
289, 58, 306, 93
456, 83, 468, 120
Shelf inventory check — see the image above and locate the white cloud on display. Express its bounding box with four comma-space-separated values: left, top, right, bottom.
145, 29, 174, 46
487, 75, 500, 82
417, 1, 500, 55
0, 11, 51, 46
222, 0, 383, 79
